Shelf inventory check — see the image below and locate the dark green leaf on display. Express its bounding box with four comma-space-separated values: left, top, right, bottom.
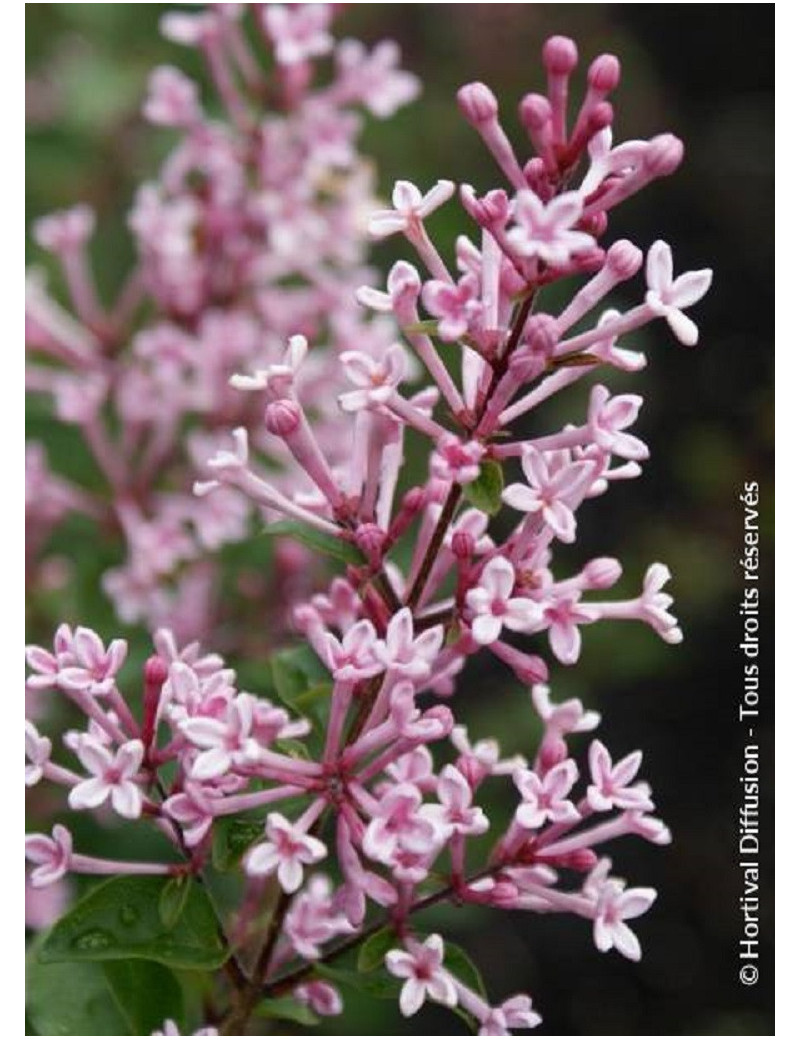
27, 937, 183, 1036
257, 996, 320, 1027
158, 875, 192, 930
38, 876, 227, 970
212, 814, 265, 871
356, 926, 397, 973
464, 459, 505, 515
443, 941, 487, 999
315, 963, 401, 1000
102, 960, 184, 1034
270, 645, 330, 705
264, 519, 362, 565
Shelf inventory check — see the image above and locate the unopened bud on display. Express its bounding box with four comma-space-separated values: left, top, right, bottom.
582, 556, 623, 589
542, 35, 579, 75
265, 398, 300, 436
587, 54, 621, 94
606, 240, 643, 280
457, 81, 498, 124
644, 133, 684, 178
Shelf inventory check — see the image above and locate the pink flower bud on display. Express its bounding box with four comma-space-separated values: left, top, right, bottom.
581, 212, 608, 238
606, 241, 643, 280
423, 705, 454, 738
542, 36, 578, 75
582, 557, 623, 589
457, 81, 498, 124
524, 313, 560, 358
354, 523, 386, 563
587, 54, 621, 94
586, 100, 614, 135
451, 531, 475, 559
539, 734, 568, 771
565, 848, 599, 871
644, 133, 684, 178
142, 655, 168, 751
265, 399, 301, 436
518, 93, 552, 132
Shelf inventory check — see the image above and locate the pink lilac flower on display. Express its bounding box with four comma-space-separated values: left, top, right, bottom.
506, 190, 594, 266
373, 608, 444, 680
431, 436, 485, 485
284, 875, 353, 959
479, 995, 543, 1035
68, 737, 145, 819
587, 385, 649, 461
368, 180, 455, 239
465, 556, 541, 645
179, 693, 262, 780
385, 934, 458, 1017
502, 447, 594, 542
419, 764, 490, 839
514, 760, 580, 830
339, 344, 407, 411
25, 721, 51, 786
587, 740, 653, 812
244, 813, 327, 893
262, 4, 333, 66
640, 563, 683, 643
422, 275, 483, 341
645, 240, 712, 346
323, 620, 383, 682
293, 980, 344, 1017
591, 875, 657, 961
25, 824, 72, 887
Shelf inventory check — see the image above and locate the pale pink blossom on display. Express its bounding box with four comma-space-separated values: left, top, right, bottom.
420, 764, 489, 839
180, 693, 262, 780
479, 995, 542, 1035
324, 619, 383, 682
540, 592, 600, 665
244, 813, 327, 893
374, 608, 443, 680
385, 934, 458, 1017
465, 556, 541, 645
587, 740, 653, 812
645, 240, 712, 346
339, 344, 407, 411
262, 4, 333, 66
592, 877, 657, 961
68, 737, 145, 819
431, 436, 485, 485
507, 190, 594, 266
587, 385, 649, 462
294, 980, 343, 1017
503, 448, 594, 542
25, 720, 51, 786
362, 784, 440, 866
640, 562, 683, 643
422, 275, 483, 341
514, 760, 580, 830
285, 875, 353, 959
368, 180, 455, 239
25, 824, 73, 887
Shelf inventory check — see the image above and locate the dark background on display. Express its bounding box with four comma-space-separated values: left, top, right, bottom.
26, 4, 774, 1034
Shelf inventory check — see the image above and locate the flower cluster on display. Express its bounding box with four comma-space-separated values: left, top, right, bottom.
26, 18, 711, 1038
26, 3, 418, 639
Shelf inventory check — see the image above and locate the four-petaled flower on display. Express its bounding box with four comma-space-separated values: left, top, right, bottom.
587, 740, 653, 812
68, 737, 145, 819
431, 436, 485, 486
262, 4, 333, 66
339, 344, 408, 412
422, 275, 483, 341
507, 190, 595, 267
479, 995, 543, 1035
244, 813, 327, 893
641, 562, 683, 644
285, 875, 354, 959
385, 934, 458, 1017
323, 619, 383, 683
368, 180, 455, 239
645, 240, 712, 347
180, 693, 263, 780
503, 447, 594, 542
374, 608, 443, 680
592, 876, 657, 962
514, 760, 580, 830
465, 556, 541, 645
420, 764, 490, 838
25, 824, 73, 887
587, 385, 649, 462
25, 720, 51, 787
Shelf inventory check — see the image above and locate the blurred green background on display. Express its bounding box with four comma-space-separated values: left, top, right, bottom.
26, 4, 774, 1035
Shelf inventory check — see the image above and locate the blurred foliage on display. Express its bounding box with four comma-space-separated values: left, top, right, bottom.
26, 4, 773, 1036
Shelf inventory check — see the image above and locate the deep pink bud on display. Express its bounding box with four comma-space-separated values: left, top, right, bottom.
402, 487, 426, 512
457, 81, 498, 124
542, 35, 578, 75
605, 240, 643, 280
523, 157, 550, 194
265, 399, 301, 436
518, 93, 552, 132
423, 705, 454, 737
524, 313, 559, 358
581, 212, 608, 238
586, 100, 614, 135
566, 848, 599, 872
354, 523, 386, 564
142, 655, 168, 751
461, 185, 510, 228
457, 755, 484, 789
587, 54, 621, 94
539, 734, 568, 771
582, 557, 623, 589
451, 531, 475, 559
644, 133, 684, 177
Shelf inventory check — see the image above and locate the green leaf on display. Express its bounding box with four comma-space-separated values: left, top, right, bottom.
102, 960, 184, 1034
264, 519, 362, 565
270, 645, 330, 705
315, 963, 401, 1000
356, 926, 397, 973
464, 459, 505, 515
158, 875, 192, 930
275, 737, 312, 760
38, 876, 228, 970
27, 937, 183, 1036
212, 814, 265, 871
257, 996, 320, 1027
443, 941, 487, 1000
